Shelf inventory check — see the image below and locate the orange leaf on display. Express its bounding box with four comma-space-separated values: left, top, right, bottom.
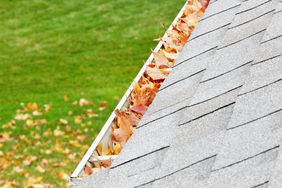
131, 104, 147, 115
112, 110, 140, 147
84, 165, 93, 175
162, 49, 179, 61
198, 0, 210, 9
145, 66, 166, 82
112, 125, 131, 147
100, 158, 112, 168
153, 51, 172, 68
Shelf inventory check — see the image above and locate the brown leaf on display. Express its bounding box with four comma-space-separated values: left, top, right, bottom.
56, 170, 69, 180
130, 79, 158, 110
14, 113, 30, 120
111, 110, 137, 147
26, 102, 39, 111
162, 49, 179, 61
44, 104, 51, 112
58, 118, 68, 125
84, 165, 93, 175
153, 51, 172, 68
145, 66, 166, 82
115, 109, 140, 128
23, 156, 37, 166
99, 101, 109, 111
79, 98, 92, 107
130, 104, 147, 115
198, 0, 210, 9
53, 129, 65, 137
100, 158, 112, 168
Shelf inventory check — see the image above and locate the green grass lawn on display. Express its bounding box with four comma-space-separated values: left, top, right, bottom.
0, 0, 185, 187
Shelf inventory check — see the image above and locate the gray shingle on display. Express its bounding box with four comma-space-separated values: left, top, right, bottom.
200, 0, 241, 22
179, 104, 234, 143
275, 0, 282, 12
191, 63, 250, 105
269, 144, 282, 188
262, 10, 282, 42
229, 0, 276, 29
213, 110, 282, 170
104, 148, 168, 188
255, 182, 269, 188
150, 157, 215, 188
255, 34, 282, 63
219, 9, 274, 48
175, 24, 227, 65
138, 98, 188, 127
179, 86, 240, 125
189, 3, 238, 40
208, 147, 279, 188
240, 55, 282, 95
228, 81, 282, 129
201, 30, 263, 81
154, 131, 224, 179
235, 0, 271, 14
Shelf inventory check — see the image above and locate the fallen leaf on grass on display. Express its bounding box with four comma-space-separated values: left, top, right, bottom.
53, 129, 65, 137
23, 156, 37, 166
77, 135, 86, 142
44, 104, 51, 112
15, 113, 31, 120
0, 132, 11, 143
99, 101, 108, 111
26, 103, 39, 111
56, 170, 69, 180
68, 140, 81, 147
86, 109, 98, 118
36, 165, 45, 173
79, 98, 92, 107
52, 162, 66, 167
13, 166, 24, 173
1, 181, 19, 188
59, 119, 68, 125
74, 116, 82, 124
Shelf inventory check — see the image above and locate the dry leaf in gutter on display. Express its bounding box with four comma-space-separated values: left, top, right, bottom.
145, 66, 166, 82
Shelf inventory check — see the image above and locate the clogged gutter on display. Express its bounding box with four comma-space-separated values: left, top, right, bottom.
72, 0, 210, 179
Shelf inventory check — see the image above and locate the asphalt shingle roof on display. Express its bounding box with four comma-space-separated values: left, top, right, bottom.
73, 0, 282, 187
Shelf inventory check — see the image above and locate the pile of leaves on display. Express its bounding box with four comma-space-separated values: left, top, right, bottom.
83, 0, 210, 176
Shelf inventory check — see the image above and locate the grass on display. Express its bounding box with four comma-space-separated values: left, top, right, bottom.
0, 0, 185, 187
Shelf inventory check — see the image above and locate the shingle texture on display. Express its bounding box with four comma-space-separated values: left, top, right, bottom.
73, 0, 282, 187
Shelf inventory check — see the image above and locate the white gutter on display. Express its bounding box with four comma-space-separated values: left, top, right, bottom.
70, 1, 188, 180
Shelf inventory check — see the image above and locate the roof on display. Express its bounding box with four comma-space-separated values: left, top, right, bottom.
73, 0, 282, 187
